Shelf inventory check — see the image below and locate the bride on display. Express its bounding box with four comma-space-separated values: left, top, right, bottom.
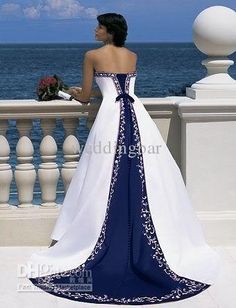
26, 12, 222, 305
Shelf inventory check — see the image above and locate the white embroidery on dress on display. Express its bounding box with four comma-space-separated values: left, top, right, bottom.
94, 71, 137, 78
29, 72, 210, 304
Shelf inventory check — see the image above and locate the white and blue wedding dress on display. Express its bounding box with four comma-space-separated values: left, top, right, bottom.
26, 70, 221, 305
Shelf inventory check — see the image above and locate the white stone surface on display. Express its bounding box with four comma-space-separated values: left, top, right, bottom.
193, 6, 236, 56
178, 100, 236, 245
190, 6, 236, 97
0, 246, 235, 308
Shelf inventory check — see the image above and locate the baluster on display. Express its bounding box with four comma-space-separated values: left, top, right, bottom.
61, 135, 80, 192
0, 135, 13, 209
61, 118, 80, 192
39, 118, 59, 207
15, 120, 36, 208
38, 135, 60, 207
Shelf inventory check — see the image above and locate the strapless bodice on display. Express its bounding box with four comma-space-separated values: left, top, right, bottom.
94, 70, 137, 101
94, 70, 137, 76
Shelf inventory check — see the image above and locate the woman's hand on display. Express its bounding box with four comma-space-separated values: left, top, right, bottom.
67, 87, 102, 98
65, 86, 90, 105
66, 86, 82, 97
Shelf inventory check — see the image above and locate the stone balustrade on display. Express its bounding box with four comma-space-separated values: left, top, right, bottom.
0, 97, 185, 245
0, 97, 180, 210
0, 99, 102, 210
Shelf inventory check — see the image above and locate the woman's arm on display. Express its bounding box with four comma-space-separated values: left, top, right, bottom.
67, 50, 96, 104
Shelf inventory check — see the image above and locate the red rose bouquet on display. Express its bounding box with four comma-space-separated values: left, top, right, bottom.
36, 75, 72, 101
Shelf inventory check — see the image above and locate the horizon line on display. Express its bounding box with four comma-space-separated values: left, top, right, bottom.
0, 41, 193, 44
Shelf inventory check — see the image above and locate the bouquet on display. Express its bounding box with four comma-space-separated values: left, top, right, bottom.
36, 75, 73, 101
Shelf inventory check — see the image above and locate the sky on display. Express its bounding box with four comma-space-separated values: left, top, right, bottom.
0, 0, 236, 43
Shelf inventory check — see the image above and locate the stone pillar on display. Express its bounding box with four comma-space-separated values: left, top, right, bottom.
38, 134, 60, 207
179, 5, 236, 245
61, 118, 80, 192
15, 136, 36, 208
0, 135, 13, 209
61, 135, 80, 193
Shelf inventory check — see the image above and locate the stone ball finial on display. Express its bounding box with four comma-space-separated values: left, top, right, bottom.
193, 6, 236, 56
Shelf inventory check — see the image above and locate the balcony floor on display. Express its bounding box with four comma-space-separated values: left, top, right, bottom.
0, 246, 235, 308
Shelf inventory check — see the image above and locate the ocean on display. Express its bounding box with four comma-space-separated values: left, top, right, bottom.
1, 42, 236, 204
0, 42, 230, 100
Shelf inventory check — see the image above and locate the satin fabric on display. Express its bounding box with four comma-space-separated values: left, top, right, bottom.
26, 71, 222, 305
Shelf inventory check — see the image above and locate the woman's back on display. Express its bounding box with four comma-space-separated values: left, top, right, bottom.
92, 45, 137, 73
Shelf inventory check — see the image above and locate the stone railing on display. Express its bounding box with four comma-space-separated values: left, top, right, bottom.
0, 96, 236, 246
0, 98, 102, 209
0, 97, 183, 246
0, 97, 181, 211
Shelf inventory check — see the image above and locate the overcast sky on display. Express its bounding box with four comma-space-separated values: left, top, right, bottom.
0, 0, 235, 43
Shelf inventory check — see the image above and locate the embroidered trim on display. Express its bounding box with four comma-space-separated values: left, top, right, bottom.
94, 71, 137, 78
27, 280, 210, 304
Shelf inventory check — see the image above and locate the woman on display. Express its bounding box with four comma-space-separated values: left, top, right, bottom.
27, 13, 221, 305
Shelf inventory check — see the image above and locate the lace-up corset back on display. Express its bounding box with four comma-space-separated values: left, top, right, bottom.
94, 71, 137, 101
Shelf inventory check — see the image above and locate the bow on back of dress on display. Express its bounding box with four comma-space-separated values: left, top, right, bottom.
115, 92, 135, 104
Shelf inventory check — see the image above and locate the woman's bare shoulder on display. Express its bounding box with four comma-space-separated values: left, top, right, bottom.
90, 45, 136, 54
87, 46, 106, 53
84, 49, 98, 57
83, 48, 104, 60
84, 46, 137, 62
129, 49, 137, 58
122, 47, 137, 59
